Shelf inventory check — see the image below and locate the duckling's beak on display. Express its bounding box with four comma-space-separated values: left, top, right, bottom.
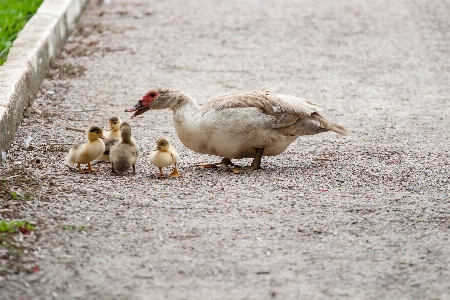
156, 146, 161, 150
101, 135, 107, 140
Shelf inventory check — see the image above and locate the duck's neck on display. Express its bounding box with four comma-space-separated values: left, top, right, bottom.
172, 92, 199, 112
171, 93, 203, 150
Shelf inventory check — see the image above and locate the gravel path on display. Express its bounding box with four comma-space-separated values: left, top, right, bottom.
1, 0, 449, 299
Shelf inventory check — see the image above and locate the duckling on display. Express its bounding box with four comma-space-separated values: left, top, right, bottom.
149, 137, 180, 178
105, 117, 122, 140
66, 126, 106, 173
110, 122, 139, 174
92, 117, 122, 164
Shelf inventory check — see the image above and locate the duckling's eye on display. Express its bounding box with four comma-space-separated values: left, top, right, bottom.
95, 131, 100, 134
150, 93, 156, 97
161, 142, 166, 145
114, 121, 117, 124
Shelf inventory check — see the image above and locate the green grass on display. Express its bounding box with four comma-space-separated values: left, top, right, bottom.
0, 0, 44, 65
0, 220, 35, 233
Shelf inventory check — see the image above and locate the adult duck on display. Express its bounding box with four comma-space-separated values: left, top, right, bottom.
125, 87, 348, 172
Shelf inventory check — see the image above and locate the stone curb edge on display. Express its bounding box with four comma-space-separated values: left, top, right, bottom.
0, 0, 89, 152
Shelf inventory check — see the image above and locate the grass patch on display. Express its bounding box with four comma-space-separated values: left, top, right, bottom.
0, 221, 38, 275
0, 220, 35, 233
0, 0, 44, 65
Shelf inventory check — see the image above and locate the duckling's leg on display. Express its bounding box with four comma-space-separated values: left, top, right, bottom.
86, 162, 100, 172
132, 164, 136, 174
230, 148, 264, 173
77, 163, 85, 174
158, 168, 165, 177
170, 163, 181, 178
194, 158, 235, 168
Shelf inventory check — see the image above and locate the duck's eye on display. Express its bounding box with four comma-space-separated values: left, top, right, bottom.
95, 131, 100, 134
161, 142, 166, 145
114, 121, 117, 124
150, 93, 156, 98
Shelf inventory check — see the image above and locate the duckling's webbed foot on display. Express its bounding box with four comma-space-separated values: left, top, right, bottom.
77, 163, 85, 174
87, 162, 100, 172
170, 163, 181, 178
230, 148, 264, 173
157, 168, 165, 177
194, 158, 235, 168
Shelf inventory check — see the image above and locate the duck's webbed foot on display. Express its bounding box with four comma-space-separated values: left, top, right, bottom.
194, 158, 235, 168
230, 148, 264, 174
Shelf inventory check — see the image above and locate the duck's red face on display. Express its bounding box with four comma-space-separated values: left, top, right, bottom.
125, 90, 160, 119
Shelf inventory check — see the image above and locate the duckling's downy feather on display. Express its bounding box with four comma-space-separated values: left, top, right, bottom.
66, 126, 105, 165
110, 123, 139, 173
110, 144, 139, 172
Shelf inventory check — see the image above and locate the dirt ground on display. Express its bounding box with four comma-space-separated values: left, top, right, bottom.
1, 0, 449, 299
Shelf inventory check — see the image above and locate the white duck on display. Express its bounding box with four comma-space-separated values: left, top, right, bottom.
125, 87, 348, 172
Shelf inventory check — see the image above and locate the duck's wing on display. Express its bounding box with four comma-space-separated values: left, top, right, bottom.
201, 91, 323, 128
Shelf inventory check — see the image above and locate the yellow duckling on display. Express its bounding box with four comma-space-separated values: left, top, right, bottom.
66, 126, 106, 173
105, 117, 122, 140
110, 122, 139, 174
149, 137, 180, 177
92, 117, 122, 164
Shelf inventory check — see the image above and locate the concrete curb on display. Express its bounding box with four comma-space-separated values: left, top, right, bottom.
0, 0, 88, 152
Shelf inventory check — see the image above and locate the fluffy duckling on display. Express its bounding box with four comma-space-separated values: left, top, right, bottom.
92, 117, 122, 164
105, 117, 122, 140
149, 137, 180, 177
66, 126, 106, 173
110, 122, 139, 174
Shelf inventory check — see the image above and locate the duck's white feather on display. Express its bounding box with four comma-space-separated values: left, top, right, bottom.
133, 88, 348, 160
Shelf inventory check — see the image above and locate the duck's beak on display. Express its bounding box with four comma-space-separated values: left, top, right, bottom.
125, 100, 149, 119
100, 135, 107, 140
156, 146, 161, 150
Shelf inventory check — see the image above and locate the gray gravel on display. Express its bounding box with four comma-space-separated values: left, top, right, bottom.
1, 0, 449, 299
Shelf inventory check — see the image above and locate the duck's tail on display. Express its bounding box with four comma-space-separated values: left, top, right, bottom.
310, 112, 349, 136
